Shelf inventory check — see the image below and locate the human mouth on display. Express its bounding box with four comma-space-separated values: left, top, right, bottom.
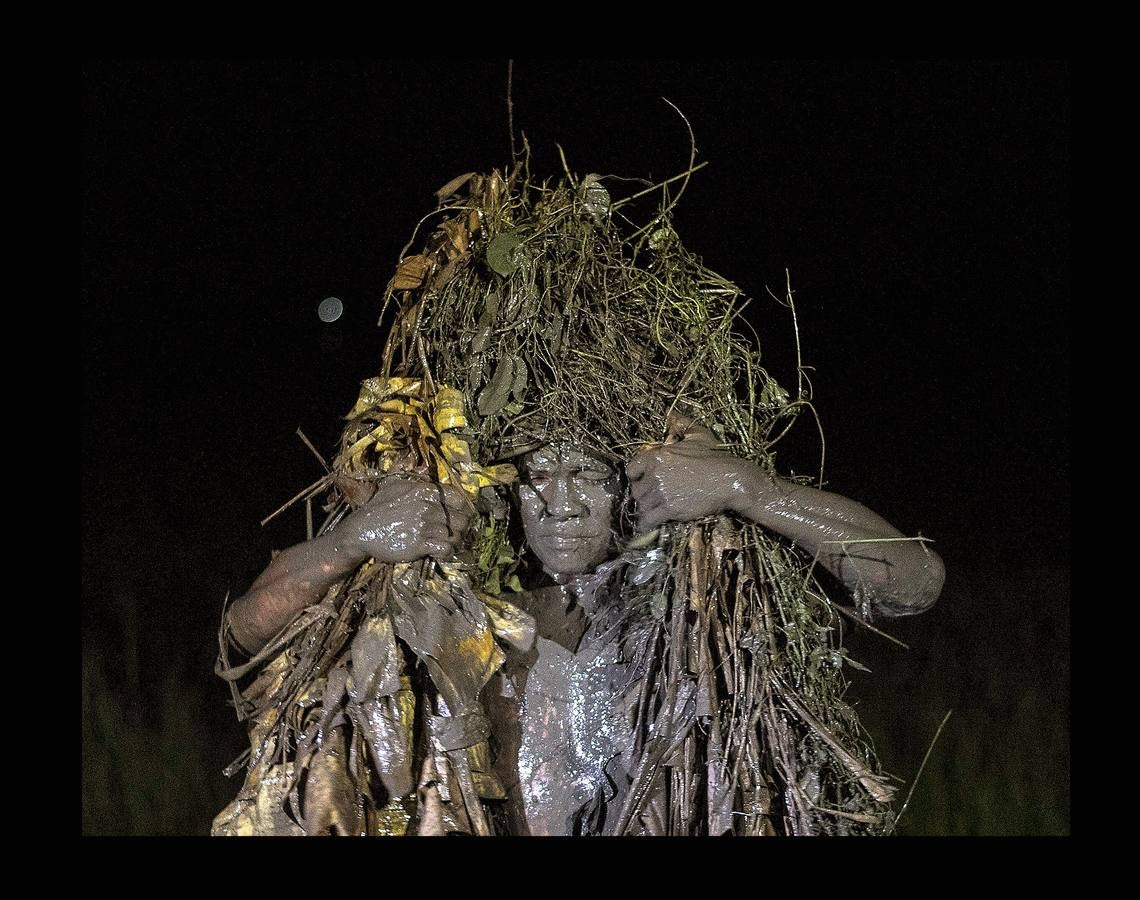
544, 535, 596, 549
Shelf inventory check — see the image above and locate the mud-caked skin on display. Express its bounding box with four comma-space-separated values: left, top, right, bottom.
626, 424, 945, 616
228, 428, 943, 652
515, 443, 618, 578
501, 428, 944, 833
226, 478, 473, 654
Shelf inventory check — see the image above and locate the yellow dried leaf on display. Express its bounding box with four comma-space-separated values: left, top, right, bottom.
387, 378, 425, 398
346, 377, 422, 418
343, 421, 396, 461
480, 593, 535, 651
435, 561, 464, 581
453, 461, 516, 496
432, 387, 468, 432
414, 428, 433, 469
457, 626, 502, 677
455, 470, 485, 496
377, 398, 419, 415
345, 377, 385, 418
211, 763, 305, 836
480, 463, 518, 485
346, 441, 374, 467
439, 433, 473, 465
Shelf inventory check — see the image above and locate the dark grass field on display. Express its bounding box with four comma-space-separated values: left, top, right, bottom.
82, 545, 1069, 836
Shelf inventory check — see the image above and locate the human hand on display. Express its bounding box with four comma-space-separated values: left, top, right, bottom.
625, 417, 757, 532
344, 477, 475, 564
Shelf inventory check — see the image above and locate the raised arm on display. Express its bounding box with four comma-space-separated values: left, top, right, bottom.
227, 479, 474, 654
626, 426, 944, 617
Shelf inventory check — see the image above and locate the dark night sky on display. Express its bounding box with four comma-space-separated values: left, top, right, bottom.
82, 60, 1069, 834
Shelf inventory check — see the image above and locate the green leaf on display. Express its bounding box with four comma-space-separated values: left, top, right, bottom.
486, 233, 522, 277
484, 568, 501, 595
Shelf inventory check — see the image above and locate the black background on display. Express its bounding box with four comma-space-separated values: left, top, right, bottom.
82, 60, 1069, 835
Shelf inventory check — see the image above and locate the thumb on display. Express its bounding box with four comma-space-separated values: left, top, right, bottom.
666, 412, 719, 446
664, 410, 694, 444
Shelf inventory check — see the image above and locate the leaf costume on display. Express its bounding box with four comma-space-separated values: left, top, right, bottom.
214, 163, 897, 835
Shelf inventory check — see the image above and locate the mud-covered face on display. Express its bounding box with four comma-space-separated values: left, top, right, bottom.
517, 443, 617, 576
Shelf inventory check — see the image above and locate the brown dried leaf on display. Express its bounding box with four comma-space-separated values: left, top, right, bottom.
349, 614, 401, 702
439, 218, 469, 255
390, 254, 433, 291
301, 728, 363, 835
358, 696, 415, 800
434, 171, 476, 202
487, 170, 504, 208
429, 255, 465, 292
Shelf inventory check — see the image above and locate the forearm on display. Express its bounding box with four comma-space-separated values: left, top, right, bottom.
228, 528, 370, 654
225, 478, 476, 655
733, 471, 945, 616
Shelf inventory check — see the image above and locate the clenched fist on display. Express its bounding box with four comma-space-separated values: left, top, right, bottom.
343, 477, 475, 563
625, 422, 758, 532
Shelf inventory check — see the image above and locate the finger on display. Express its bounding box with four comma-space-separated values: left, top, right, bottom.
428, 491, 471, 518
664, 410, 693, 440
438, 483, 473, 509
421, 488, 473, 529
629, 478, 659, 504
681, 424, 720, 446
633, 481, 664, 508
423, 508, 471, 537
624, 456, 649, 481
423, 539, 452, 558
444, 513, 474, 538
445, 503, 474, 526
416, 482, 462, 512
423, 522, 456, 541
639, 505, 671, 531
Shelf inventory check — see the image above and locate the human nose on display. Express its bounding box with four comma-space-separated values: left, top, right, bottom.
542, 474, 586, 518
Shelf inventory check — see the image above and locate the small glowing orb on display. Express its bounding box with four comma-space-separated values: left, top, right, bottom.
318, 296, 344, 323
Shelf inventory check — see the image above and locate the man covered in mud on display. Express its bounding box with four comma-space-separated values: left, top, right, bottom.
221, 422, 944, 835
215, 165, 946, 836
